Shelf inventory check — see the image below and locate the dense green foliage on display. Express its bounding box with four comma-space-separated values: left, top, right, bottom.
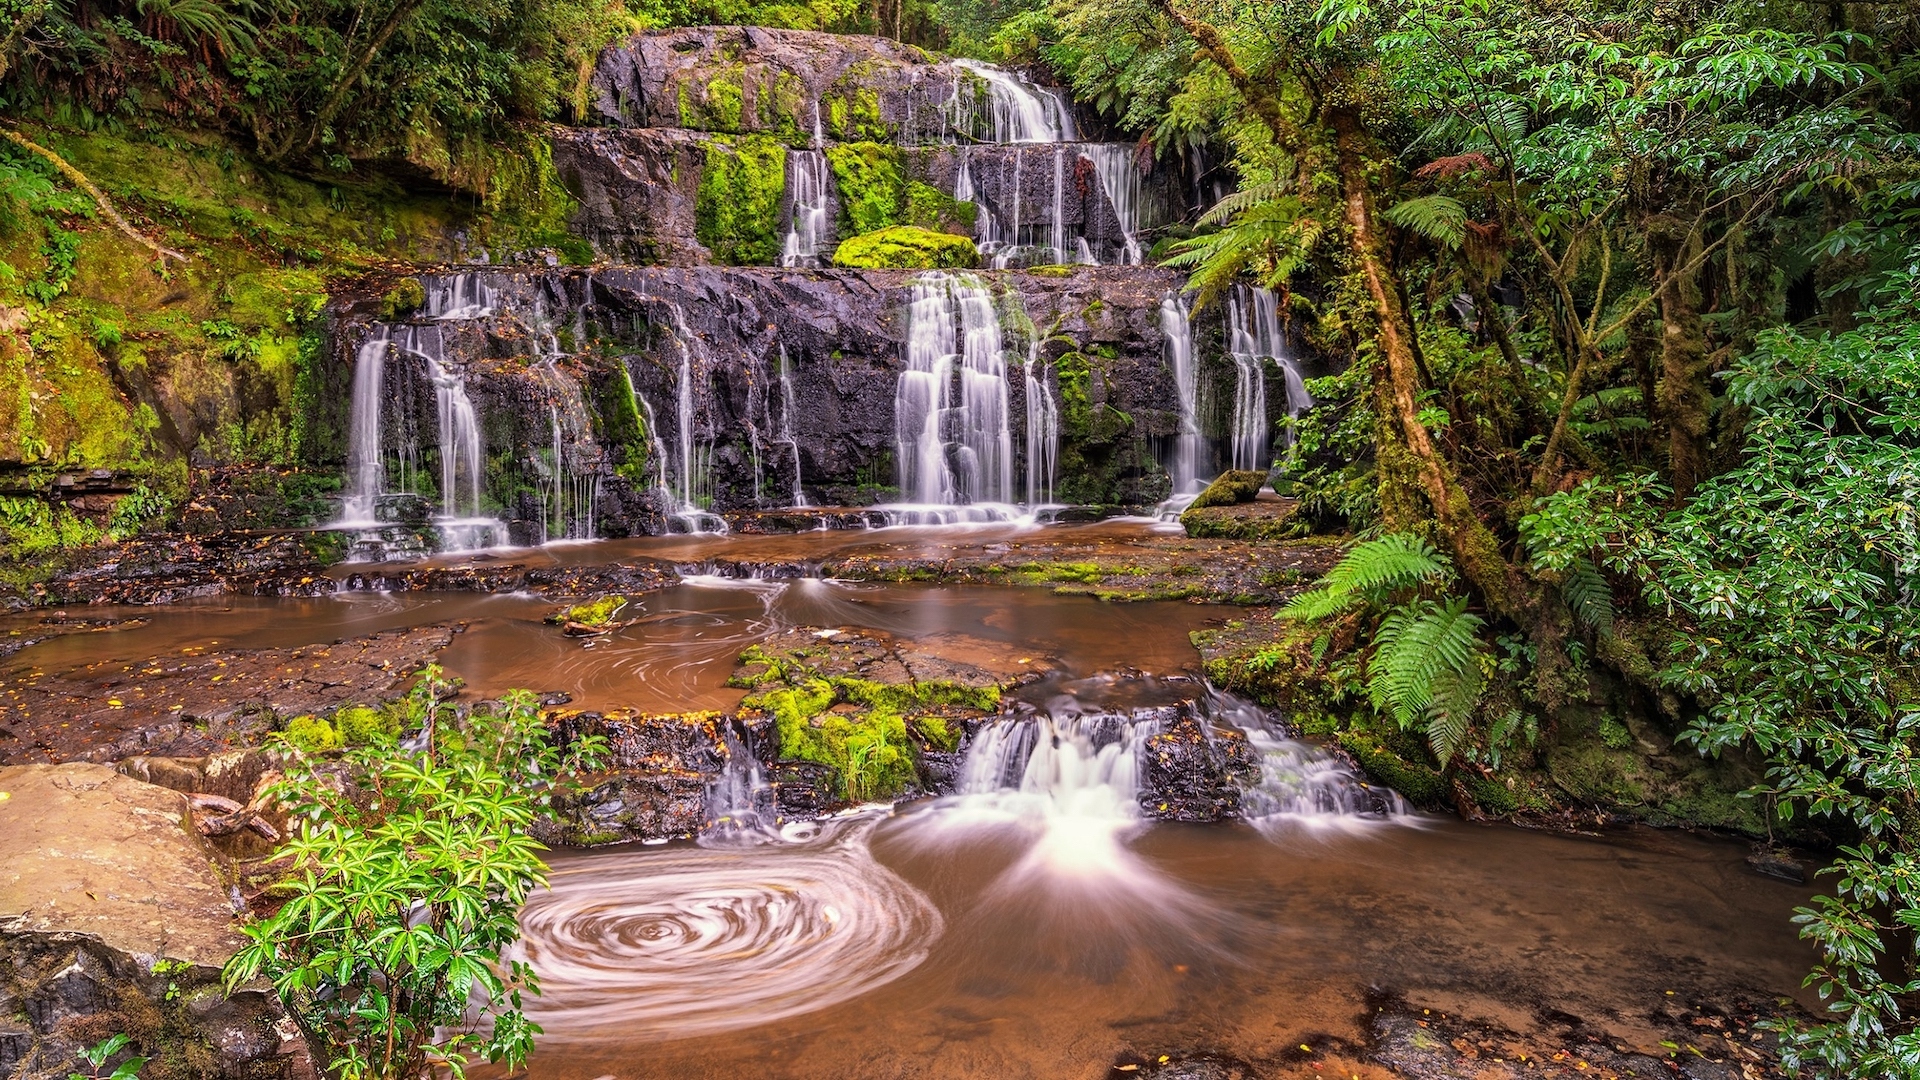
224, 670, 606, 1080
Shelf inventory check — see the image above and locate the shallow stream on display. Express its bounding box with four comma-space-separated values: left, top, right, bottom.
1, 522, 1818, 1077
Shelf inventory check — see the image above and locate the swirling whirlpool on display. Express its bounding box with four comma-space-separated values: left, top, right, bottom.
512, 819, 943, 1041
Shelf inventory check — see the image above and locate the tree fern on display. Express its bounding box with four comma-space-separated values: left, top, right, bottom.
1280, 533, 1448, 621
1562, 558, 1615, 637
1381, 194, 1468, 250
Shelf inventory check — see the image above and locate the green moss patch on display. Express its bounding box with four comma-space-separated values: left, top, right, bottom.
832, 227, 977, 270
696, 135, 788, 265
824, 142, 905, 235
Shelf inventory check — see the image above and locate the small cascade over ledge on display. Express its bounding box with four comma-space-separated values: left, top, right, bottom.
1228, 284, 1312, 467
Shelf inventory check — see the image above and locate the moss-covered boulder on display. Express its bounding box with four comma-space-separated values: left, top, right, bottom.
381, 277, 426, 318
1184, 469, 1267, 512
695, 135, 787, 265
832, 227, 978, 270
1181, 496, 1312, 541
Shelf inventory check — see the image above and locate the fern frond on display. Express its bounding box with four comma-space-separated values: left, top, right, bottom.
1424, 662, 1485, 765
1562, 558, 1615, 637
1381, 194, 1468, 250
1198, 179, 1290, 227
1281, 533, 1449, 622
1366, 596, 1485, 734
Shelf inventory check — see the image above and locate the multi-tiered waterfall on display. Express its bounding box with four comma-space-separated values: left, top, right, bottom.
319, 30, 1316, 550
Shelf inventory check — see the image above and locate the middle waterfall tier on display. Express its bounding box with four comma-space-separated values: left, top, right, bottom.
322, 266, 1304, 548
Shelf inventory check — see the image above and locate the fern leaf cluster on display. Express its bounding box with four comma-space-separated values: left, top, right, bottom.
1561, 558, 1616, 637
1279, 533, 1447, 621
1366, 597, 1488, 765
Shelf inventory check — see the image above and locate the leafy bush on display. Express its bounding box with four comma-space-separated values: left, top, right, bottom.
226, 669, 605, 1080
1519, 262, 1920, 1078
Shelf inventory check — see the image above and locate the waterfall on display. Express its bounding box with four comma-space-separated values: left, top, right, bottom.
340, 328, 391, 526
527, 300, 601, 543
1048, 147, 1067, 265
1230, 285, 1313, 450
656, 309, 726, 534
779, 150, 832, 268
1226, 291, 1271, 473
1159, 295, 1205, 503
425, 273, 497, 320
1085, 144, 1146, 265
1024, 342, 1058, 507
778, 345, 808, 507
892, 273, 1023, 521
700, 727, 779, 846
953, 59, 1078, 143
395, 327, 507, 551
1238, 729, 1412, 830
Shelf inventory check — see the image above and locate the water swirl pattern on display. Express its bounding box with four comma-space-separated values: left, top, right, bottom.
512, 817, 943, 1042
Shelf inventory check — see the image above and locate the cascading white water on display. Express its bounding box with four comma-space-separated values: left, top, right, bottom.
1226, 291, 1271, 473
652, 308, 727, 534
528, 300, 601, 543
1084, 143, 1146, 265
953, 59, 1078, 143
1023, 343, 1058, 508
425, 273, 497, 320
1158, 295, 1206, 509
779, 150, 832, 268
777, 345, 809, 508
701, 727, 779, 844
891, 273, 1025, 522
340, 328, 391, 526
392, 327, 507, 551
1230, 285, 1313, 452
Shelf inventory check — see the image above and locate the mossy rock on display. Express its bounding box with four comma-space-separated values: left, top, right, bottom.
381, 277, 426, 319
1337, 728, 1447, 805
824, 142, 905, 235
1180, 498, 1312, 541
832, 227, 978, 270
1185, 469, 1267, 511
695, 135, 787, 265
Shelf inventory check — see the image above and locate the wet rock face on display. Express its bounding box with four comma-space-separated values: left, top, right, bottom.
0, 764, 298, 1080
1140, 707, 1262, 822
587, 26, 959, 144
328, 264, 1211, 539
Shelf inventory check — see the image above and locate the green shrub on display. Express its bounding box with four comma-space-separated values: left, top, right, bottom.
226, 670, 606, 1080
333, 705, 398, 746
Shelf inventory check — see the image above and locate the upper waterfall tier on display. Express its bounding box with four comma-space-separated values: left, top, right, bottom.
555, 26, 1189, 269
589, 26, 1053, 147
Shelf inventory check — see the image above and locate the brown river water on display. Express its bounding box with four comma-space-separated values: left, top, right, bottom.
3, 522, 1818, 1077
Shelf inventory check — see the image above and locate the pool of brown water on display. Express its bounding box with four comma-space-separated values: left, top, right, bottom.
501, 811, 1814, 1080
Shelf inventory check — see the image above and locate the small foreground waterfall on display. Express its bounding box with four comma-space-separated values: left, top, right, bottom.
890, 273, 1022, 523
1158, 294, 1205, 513
1229, 284, 1312, 460
779, 150, 832, 267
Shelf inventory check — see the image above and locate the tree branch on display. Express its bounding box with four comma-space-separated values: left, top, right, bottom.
1, 126, 189, 264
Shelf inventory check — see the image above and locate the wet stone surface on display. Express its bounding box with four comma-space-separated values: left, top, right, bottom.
0, 624, 456, 765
